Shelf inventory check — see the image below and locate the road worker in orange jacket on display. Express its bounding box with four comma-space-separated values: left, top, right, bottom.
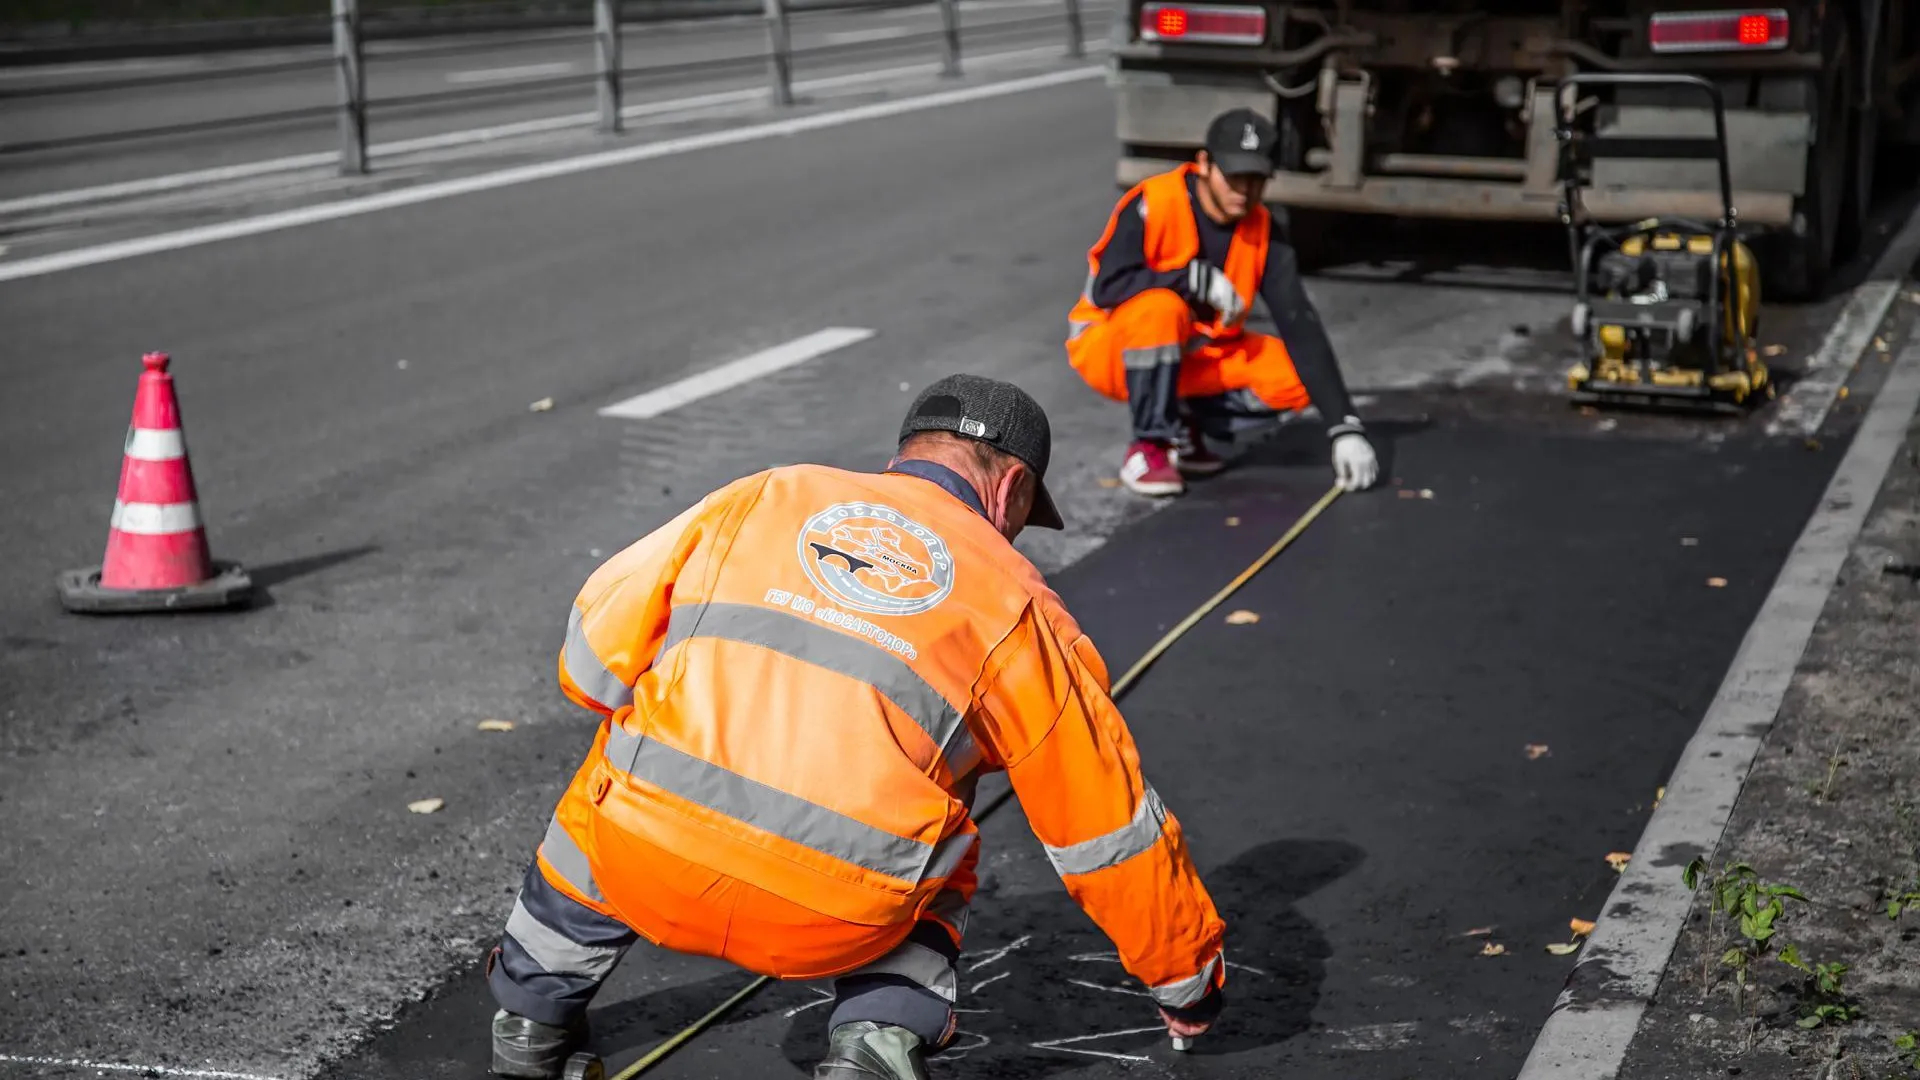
485, 374, 1227, 1080
1066, 107, 1380, 497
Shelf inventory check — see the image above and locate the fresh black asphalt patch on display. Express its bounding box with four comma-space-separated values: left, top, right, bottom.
321, 407, 1837, 1080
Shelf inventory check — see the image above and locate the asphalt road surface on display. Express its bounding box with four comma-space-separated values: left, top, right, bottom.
0, 0, 1107, 200
0, 52, 1914, 1080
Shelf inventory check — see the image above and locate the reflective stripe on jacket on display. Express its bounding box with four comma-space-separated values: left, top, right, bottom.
553, 462, 1227, 1005
1068, 161, 1271, 347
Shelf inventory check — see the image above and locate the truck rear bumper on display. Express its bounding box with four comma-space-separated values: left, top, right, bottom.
1116, 157, 1797, 226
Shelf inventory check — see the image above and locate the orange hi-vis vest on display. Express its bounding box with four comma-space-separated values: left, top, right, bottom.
546, 463, 1228, 1007
1068, 161, 1271, 345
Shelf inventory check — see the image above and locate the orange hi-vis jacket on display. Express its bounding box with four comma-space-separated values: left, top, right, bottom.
546, 462, 1227, 1008
1068, 161, 1271, 345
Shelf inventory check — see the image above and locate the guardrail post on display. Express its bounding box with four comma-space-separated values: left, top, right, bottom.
331, 0, 367, 174
595, 0, 623, 133
1063, 0, 1084, 57
763, 0, 794, 106
938, 0, 961, 76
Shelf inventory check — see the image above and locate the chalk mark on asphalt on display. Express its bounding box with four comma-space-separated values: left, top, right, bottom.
962, 933, 1032, 973
1028, 1026, 1163, 1063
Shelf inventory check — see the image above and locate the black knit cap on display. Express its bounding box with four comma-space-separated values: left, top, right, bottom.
898, 373, 1064, 530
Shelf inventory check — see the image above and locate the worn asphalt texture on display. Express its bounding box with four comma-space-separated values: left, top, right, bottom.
0, 46, 1910, 1080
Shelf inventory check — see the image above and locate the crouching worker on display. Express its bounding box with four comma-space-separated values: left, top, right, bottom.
485, 373, 1229, 1079
1066, 107, 1380, 497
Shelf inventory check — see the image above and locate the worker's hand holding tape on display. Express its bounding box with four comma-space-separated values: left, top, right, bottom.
1332, 429, 1379, 492
1186, 258, 1246, 326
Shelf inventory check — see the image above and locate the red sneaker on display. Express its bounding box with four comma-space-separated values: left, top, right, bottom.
1119, 440, 1185, 496
1173, 420, 1226, 477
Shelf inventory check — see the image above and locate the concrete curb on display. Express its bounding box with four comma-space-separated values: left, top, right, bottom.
1514, 317, 1920, 1076
0, 0, 921, 65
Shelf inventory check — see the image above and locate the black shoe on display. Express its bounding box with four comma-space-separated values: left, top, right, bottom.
812, 1021, 931, 1080
491, 1009, 588, 1079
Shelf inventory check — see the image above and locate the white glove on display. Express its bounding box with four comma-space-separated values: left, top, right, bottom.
1332, 432, 1378, 492
1186, 260, 1244, 325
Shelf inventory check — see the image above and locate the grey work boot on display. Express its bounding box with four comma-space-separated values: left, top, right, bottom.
812, 1021, 932, 1080
491, 1008, 589, 1079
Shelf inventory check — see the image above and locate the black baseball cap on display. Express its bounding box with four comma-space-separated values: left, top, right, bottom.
1204, 107, 1279, 177
898, 373, 1064, 530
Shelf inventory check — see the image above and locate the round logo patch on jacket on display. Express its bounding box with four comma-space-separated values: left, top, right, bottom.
798, 502, 955, 617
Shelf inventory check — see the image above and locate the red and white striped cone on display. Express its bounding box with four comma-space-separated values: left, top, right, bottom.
58, 352, 252, 613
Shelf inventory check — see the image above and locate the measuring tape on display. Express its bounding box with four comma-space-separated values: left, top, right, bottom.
607, 483, 1345, 1079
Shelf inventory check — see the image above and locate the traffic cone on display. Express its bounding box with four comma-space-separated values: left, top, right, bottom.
58, 352, 252, 613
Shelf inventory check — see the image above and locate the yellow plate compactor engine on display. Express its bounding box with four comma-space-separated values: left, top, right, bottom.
1556, 73, 1770, 415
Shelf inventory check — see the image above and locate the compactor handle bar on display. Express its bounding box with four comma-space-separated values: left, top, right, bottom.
1554, 72, 1735, 230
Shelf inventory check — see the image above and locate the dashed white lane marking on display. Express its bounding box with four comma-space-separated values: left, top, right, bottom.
598, 328, 875, 420
0, 64, 1102, 282
821, 27, 913, 44
0, 43, 1104, 219
445, 61, 580, 84
0, 1054, 286, 1080
1516, 340, 1920, 1077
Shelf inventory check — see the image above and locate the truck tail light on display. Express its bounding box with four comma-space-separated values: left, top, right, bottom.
1648, 9, 1789, 53
1138, 3, 1267, 46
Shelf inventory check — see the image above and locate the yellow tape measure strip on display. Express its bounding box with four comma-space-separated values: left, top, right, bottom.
607, 483, 1344, 1079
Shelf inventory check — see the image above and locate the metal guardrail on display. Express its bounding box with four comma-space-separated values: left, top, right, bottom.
0, 0, 1099, 167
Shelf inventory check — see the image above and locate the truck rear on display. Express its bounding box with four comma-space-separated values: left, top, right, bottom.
1106, 1, 1918, 298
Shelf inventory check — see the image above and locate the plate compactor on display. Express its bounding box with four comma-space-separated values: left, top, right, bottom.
1557, 73, 1769, 415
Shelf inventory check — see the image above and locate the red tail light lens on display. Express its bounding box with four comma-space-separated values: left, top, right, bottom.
1648, 9, 1789, 53
1138, 3, 1266, 45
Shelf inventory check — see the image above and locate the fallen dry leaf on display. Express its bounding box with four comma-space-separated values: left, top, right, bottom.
1570, 918, 1596, 937
1398, 489, 1419, 500
477, 719, 516, 732
1462, 926, 1496, 938
407, 798, 445, 815
1419, 489, 1435, 500
1525, 744, 1551, 760
1804, 438, 1823, 452
1097, 477, 1122, 489
1763, 344, 1787, 357
1481, 943, 1507, 957
1225, 610, 1261, 625
1706, 577, 1728, 588
1654, 785, 1666, 808
1546, 942, 1582, 956
1838, 386, 1850, 400
1606, 852, 1632, 872
1874, 336, 1890, 353
1225, 516, 1241, 527
529, 397, 555, 412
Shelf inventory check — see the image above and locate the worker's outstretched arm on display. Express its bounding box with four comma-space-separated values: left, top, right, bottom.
1256, 234, 1362, 436
557, 473, 766, 716
972, 600, 1227, 1019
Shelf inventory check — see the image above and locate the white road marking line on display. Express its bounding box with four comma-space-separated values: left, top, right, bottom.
0, 42, 1103, 218
445, 61, 580, 84
0, 69, 1103, 275
1029, 1026, 1163, 1063
1516, 340, 1920, 1078
599, 328, 875, 419
1765, 281, 1902, 437
1768, 203, 1920, 437
821, 27, 913, 44
0, 1054, 286, 1080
